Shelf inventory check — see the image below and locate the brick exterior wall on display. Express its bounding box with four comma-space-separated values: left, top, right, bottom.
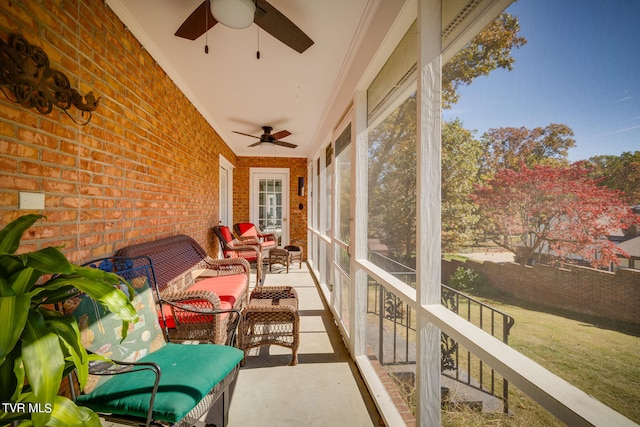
0, 1, 306, 261
443, 259, 640, 325
234, 156, 308, 258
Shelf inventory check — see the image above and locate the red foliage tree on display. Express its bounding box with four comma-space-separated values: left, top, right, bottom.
472, 162, 637, 268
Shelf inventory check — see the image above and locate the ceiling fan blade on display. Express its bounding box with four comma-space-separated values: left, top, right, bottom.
254, 0, 314, 54
233, 130, 260, 139
248, 141, 263, 147
271, 130, 291, 140
273, 140, 297, 149
175, 0, 218, 40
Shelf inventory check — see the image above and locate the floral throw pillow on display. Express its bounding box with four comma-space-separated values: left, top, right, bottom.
64, 260, 165, 393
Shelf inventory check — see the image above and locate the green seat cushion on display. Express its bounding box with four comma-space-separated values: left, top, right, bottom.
76, 343, 243, 423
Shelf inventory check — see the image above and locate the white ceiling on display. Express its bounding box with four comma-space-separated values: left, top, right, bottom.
106, 0, 511, 158
107, 0, 376, 158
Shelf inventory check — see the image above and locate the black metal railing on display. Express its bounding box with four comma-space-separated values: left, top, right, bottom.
366, 251, 515, 413
440, 284, 515, 413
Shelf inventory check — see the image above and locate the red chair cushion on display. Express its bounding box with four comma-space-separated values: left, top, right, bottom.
158, 274, 246, 330
190, 274, 247, 307
219, 226, 234, 243
261, 240, 277, 249
236, 223, 256, 238
159, 300, 232, 330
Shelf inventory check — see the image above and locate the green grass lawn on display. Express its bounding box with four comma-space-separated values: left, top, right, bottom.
444, 290, 640, 425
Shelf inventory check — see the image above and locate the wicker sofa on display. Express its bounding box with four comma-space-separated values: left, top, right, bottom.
116, 234, 250, 345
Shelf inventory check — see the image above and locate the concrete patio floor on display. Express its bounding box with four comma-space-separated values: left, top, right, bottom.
101, 261, 382, 426
203, 262, 382, 426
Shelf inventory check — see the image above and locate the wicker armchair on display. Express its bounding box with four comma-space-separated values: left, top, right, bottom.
213, 225, 264, 283
233, 222, 278, 253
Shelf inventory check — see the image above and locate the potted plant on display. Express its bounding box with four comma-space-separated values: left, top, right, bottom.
0, 214, 138, 427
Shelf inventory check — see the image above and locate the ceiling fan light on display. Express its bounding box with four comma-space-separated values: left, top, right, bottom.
211, 0, 256, 29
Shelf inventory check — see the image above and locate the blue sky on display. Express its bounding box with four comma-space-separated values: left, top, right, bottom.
442, 0, 640, 161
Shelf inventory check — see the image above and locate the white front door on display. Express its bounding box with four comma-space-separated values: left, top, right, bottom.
250, 168, 289, 246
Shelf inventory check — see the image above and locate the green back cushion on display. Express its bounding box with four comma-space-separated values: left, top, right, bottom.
76, 343, 243, 423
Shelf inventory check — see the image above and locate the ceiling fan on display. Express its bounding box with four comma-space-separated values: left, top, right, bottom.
233, 126, 297, 148
175, 0, 314, 54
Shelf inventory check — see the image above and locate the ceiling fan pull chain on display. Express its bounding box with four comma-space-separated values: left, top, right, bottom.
256, 26, 260, 59
205, 0, 209, 54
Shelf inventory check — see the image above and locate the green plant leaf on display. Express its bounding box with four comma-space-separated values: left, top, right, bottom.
20, 247, 74, 275
33, 286, 77, 305
9, 266, 41, 295
71, 264, 123, 284
0, 254, 26, 284
12, 352, 26, 401
42, 309, 89, 389
0, 345, 20, 401
2, 393, 99, 427
0, 276, 11, 296
0, 294, 30, 365
0, 214, 43, 254
21, 311, 65, 427
38, 276, 138, 324
0, 409, 28, 425
47, 395, 101, 427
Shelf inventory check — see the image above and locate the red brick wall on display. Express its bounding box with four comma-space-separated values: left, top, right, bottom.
0, 0, 237, 260
443, 259, 640, 325
234, 156, 308, 257
0, 2, 310, 260
0, 2, 311, 399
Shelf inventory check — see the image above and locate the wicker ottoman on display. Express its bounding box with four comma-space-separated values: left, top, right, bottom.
269, 247, 290, 272
284, 245, 302, 268
239, 286, 299, 366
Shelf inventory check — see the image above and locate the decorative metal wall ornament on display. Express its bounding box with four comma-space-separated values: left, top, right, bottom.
0, 34, 100, 125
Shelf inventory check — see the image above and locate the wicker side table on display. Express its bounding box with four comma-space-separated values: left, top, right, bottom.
239, 286, 299, 366
269, 248, 289, 272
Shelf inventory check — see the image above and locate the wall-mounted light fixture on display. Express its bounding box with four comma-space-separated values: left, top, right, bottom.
0, 34, 100, 125
211, 0, 256, 29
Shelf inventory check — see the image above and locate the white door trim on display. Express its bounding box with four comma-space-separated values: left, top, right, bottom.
219, 155, 234, 226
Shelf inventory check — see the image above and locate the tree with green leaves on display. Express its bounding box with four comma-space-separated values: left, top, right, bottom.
442, 119, 484, 251
588, 151, 640, 205
481, 123, 576, 174
367, 12, 527, 259
443, 13, 527, 109
368, 94, 417, 265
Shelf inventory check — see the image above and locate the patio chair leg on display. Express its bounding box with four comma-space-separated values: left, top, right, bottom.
222, 386, 230, 427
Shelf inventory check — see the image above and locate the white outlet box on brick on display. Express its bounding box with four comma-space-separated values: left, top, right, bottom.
19, 192, 45, 210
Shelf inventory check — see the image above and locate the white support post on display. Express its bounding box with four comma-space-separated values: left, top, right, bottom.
352, 90, 369, 356
416, 0, 442, 425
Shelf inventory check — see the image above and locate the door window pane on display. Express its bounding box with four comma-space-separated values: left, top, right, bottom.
258, 178, 283, 242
